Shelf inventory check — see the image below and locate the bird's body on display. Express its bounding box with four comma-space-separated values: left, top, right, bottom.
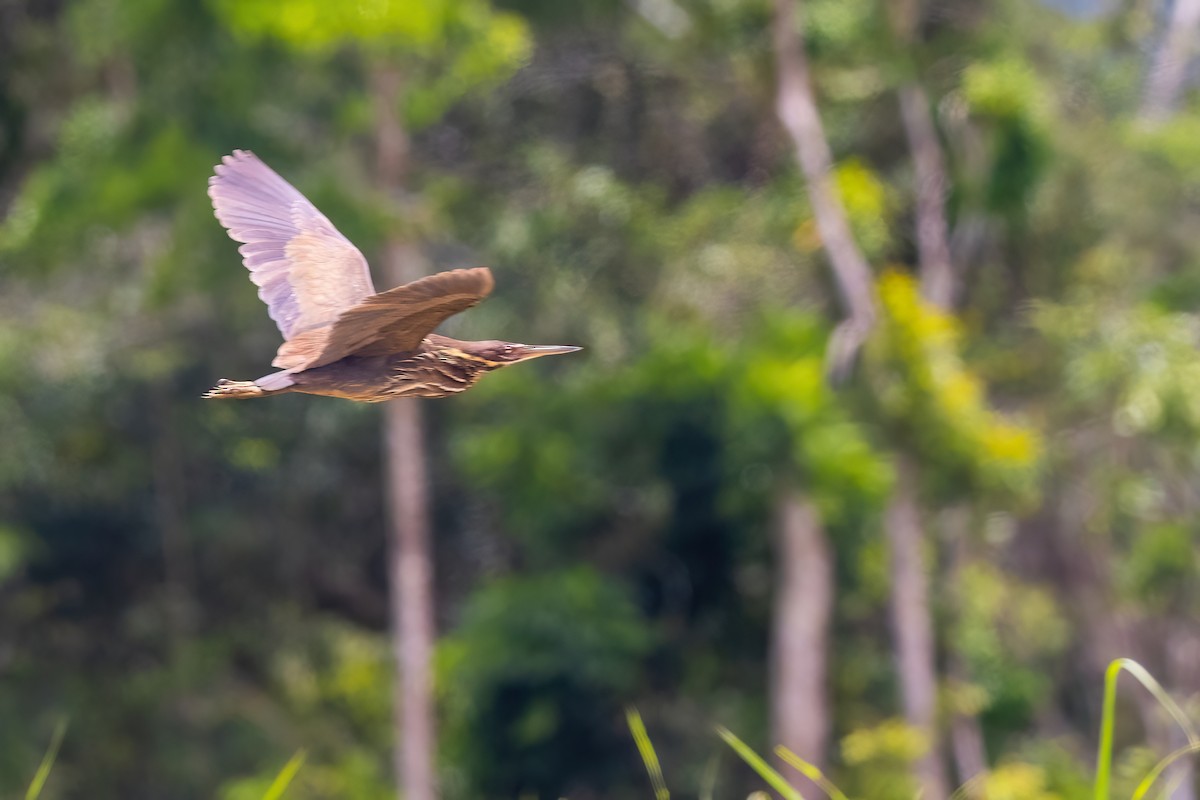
202, 150, 578, 402
296, 334, 494, 401
208, 334, 527, 401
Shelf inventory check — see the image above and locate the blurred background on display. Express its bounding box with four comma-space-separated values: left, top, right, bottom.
4, 0, 1200, 797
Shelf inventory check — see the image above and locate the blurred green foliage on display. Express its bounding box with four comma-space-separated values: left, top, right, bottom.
869, 270, 1042, 501
840, 719, 926, 800
438, 568, 650, 797
952, 562, 1068, 734
211, 0, 531, 129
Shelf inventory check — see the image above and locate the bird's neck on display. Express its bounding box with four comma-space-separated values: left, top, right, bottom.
425, 335, 504, 370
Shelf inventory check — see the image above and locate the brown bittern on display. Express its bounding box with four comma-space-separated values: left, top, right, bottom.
202, 150, 579, 402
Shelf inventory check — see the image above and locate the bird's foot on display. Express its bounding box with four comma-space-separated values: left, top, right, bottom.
202, 379, 265, 400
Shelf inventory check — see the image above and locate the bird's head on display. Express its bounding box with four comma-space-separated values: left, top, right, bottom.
454, 339, 582, 368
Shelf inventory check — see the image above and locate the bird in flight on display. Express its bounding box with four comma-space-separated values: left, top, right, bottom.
203, 150, 579, 402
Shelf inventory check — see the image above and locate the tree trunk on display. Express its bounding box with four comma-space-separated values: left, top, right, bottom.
771, 0, 876, 375
1168, 721, 1197, 800
887, 456, 949, 800
770, 492, 834, 795
384, 392, 436, 800
949, 703, 987, 799
946, 511, 987, 796
768, 0, 871, 778
373, 63, 438, 800
1165, 621, 1200, 800
882, 10, 961, 791
1137, 35, 1200, 789
1141, 0, 1200, 124
888, 0, 956, 308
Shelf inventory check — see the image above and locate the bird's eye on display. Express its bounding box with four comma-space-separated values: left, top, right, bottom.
503, 345, 513, 354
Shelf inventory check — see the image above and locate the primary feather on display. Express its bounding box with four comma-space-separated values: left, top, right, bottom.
208, 149, 376, 339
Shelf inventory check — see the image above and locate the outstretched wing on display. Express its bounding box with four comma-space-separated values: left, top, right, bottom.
272, 267, 495, 370
209, 150, 376, 340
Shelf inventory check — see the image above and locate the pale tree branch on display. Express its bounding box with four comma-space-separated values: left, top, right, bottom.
898, 82, 956, 308
888, 0, 956, 309
772, 0, 877, 376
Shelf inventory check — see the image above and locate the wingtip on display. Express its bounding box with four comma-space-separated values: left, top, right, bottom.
472, 266, 495, 291
212, 148, 258, 176
441, 266, 494, 290
209, 148, 269, 205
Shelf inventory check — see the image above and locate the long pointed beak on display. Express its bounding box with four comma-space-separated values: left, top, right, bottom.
512, 344, 582, 361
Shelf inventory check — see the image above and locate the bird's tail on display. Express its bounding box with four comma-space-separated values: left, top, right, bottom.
202, 379, 265, 400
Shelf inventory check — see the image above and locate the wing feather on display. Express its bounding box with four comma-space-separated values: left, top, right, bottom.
209, 150, 376, 340
272, 267, 495, 370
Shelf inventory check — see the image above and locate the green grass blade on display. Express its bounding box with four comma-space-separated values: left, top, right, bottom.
715, 726, 805, 800
699, 753, 719, 800
775, 747, 849, 800
626, 708, 669, 800
1094, 658, 1198, 800
25, 718, 67, 800
1132, 741, 1200, 800
261, 749, 306, 800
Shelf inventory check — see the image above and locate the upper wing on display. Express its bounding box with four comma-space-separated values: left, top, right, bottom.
209, 150, 376, 340
272, 267, 495, 370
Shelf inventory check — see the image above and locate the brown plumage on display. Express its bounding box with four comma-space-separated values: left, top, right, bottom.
202, 150, 579, 402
